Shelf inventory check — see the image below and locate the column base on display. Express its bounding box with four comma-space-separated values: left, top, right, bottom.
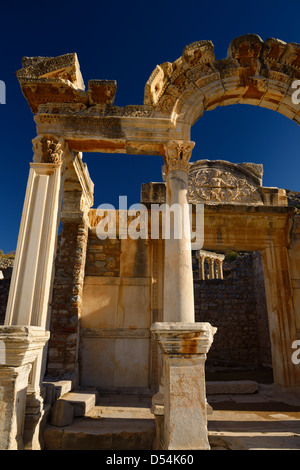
0, 326, 50, 450
24, 388, 49, 450
151, 384, 165, 450
0, 364, 32, 450
151, 322, 217, 450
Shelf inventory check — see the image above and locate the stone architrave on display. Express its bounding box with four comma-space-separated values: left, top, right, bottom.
163, 140, 195, 323
151, 322, 217, 450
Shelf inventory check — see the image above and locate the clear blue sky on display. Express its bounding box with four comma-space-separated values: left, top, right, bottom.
0, 0, 299, 253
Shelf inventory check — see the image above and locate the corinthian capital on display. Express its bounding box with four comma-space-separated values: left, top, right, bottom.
32, 135, 65, 164
163, 140, 195, 174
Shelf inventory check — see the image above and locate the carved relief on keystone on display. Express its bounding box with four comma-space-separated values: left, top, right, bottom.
163, 140, 195, 174
32, 135, 65, 164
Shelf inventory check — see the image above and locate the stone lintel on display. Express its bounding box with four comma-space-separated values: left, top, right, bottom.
34, 113, 188, 155
151, 322, 217, 356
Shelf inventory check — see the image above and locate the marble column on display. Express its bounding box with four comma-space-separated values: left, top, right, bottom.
215, 259, 224, 280
163, 140, 195, 323
4, 135, 66, 449
151, 141, 217, 450
5, 135, 64, 327
208, 258, 215, 279
199, 255, 205, 280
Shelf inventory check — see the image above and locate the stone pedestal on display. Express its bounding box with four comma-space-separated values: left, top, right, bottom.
0, 326, 49, 450
151, 322, 216, 450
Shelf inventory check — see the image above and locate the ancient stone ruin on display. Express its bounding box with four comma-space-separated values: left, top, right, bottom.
0, 34, 300, 450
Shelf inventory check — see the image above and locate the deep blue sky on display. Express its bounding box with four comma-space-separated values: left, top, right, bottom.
0, 0, 299, 253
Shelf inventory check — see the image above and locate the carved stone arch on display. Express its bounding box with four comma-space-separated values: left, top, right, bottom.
145, 34, 300, 127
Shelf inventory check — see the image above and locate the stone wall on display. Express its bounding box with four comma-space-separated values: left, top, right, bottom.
193, 252, 272, 368
79, 226, 152, 391
46, 220, 89, 381
85, 232, 121, 277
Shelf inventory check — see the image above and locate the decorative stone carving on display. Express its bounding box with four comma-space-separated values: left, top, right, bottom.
227, 34, 264, 60
32, 135, 65, 164
188, 160, 263, 205
163, 140, 195, 174
38, 103, 87, 115
16, 53, 87, 113
143, 34, 300, 125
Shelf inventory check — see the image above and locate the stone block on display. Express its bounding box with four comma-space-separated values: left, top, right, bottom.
60, 392, 97, 416
51, 399, 74, 427
48, 379, 74, 399
42, 382, 56, 406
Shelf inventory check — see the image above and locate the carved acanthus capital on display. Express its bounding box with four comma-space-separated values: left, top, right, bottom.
32, 135, 65, 164
163, 140, 195, 175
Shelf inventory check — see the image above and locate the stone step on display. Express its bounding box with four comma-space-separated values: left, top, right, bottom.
43, 394, 155, 450
43, 416, 155, 450
206, 380, 258, 395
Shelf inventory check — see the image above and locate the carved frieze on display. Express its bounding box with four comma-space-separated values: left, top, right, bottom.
188, 160, 263, 205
